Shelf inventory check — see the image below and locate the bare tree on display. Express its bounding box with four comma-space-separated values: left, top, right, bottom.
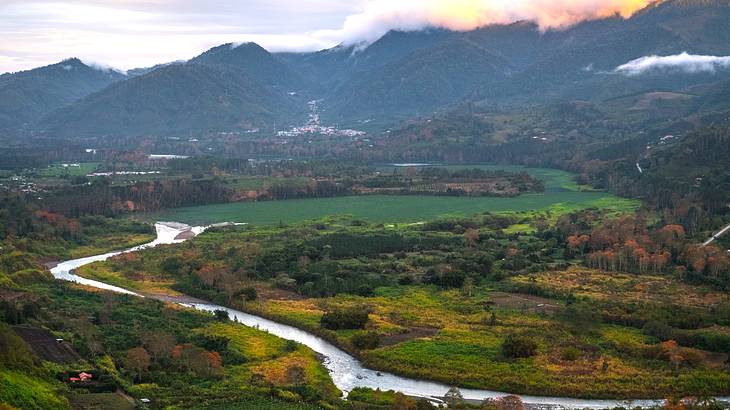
126, 347, 151, 382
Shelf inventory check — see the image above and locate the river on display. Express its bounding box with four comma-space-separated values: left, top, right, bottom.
50, 222, 701, 409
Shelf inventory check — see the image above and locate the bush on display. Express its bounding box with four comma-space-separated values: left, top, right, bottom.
235, 287, 257, 302
351, 332, 380, 350
213, 309, 229, 321
320, 308, 369, 330
501, 334, 538, 358
561, 346, 582, 361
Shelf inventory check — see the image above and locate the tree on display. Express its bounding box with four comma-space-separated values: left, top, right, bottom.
140, 331, 175, 363
661, 340, 685, 376
464, 229, 480, 248
444, 387, 465, 409
320, 307, 369, 330
235, 287, 257, 302
213, 309, 229, 321
461, 277, 475, 297
392, 392, 418, 410
126, 347, 151, 382
501, 335, 537, 358
481, 395, 525, 410
172, 343, 222, 378
351, 332, 380, 350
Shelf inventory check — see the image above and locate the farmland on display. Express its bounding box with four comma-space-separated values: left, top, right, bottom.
154, 166, 638, 226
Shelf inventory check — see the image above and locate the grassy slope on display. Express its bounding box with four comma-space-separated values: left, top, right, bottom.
0, 369, 70, 410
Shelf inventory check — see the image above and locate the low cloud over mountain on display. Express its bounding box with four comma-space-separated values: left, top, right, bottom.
615, 52, 730, 76
315, 0, 656, 46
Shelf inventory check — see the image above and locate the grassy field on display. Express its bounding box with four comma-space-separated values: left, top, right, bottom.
155, 193, 637, 226
36, 162, 99, 178
154, 166, 637, 225
377, 164, 594, 192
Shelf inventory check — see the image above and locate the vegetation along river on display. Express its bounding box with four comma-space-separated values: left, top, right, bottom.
50, 222, 722, 408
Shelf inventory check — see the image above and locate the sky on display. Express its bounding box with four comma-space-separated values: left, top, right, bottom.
0, 0, 656, 74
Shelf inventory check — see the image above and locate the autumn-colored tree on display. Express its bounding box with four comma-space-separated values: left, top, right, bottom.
204, 351, 223, 377
172, 343, 222, 378
463, 229, 480, 248
481, 395, 525, 410
126, 347, 151, 382
195, 264, 225, 288
140, 331, 176, 363
660, 340, 684, 375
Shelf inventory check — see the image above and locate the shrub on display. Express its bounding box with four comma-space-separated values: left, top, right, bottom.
351, 332, 380, 350
213, 309, 229, 321
501, 334, 538, 358
320, 308, 369, 330
235, 287, 257, 302
561, 346, 582, 361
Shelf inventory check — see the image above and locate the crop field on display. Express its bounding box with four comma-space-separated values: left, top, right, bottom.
155, 192, 636, 226
11, 326, 81, 363
155, 167, 638, 225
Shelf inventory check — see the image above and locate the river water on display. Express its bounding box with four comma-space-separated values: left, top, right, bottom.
49, 222, 706, 409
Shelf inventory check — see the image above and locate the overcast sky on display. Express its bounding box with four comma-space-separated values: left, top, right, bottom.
0, 0, 654, 74
0, 1, 360, 73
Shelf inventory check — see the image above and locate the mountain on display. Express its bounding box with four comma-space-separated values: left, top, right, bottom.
39, 63, 302, 137
325, 37, 511, 120
0, 58, 125, 133
278, 29, 456, 88
8, 0, 730, 139
191, 42, 311, 92
126, 61, 185, 77
322, 0, 730, 122
484, 0, 730, 103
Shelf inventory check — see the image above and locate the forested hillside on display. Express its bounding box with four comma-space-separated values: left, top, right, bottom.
0, 59, 125, 134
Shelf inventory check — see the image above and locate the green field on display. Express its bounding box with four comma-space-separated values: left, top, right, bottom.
155, 166, 637, 225
36, 162, 99, 178
377, 164, 593, 192
154, 168, 638, 226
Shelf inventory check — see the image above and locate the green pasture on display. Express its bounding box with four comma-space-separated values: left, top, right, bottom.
37, 162, 99, 178
153, 166, 638, 226
154, 192, 637, 226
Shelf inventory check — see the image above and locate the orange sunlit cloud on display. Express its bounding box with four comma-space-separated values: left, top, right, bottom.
317, 0, 659, 45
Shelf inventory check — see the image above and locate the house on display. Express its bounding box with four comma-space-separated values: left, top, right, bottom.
69, 372, 93, 382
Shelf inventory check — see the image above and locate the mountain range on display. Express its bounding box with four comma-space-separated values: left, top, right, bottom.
1, 0, 730, 139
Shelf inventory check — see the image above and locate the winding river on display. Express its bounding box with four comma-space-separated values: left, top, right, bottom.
50, 222, 702, 409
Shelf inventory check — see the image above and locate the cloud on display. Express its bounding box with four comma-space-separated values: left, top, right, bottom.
1, 0, 656, 73
313, 0, 655, 46
615, 52, 730, 76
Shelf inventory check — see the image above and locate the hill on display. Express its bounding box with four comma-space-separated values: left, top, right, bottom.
39, 63, 303, 137
0, 58, 125, 134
